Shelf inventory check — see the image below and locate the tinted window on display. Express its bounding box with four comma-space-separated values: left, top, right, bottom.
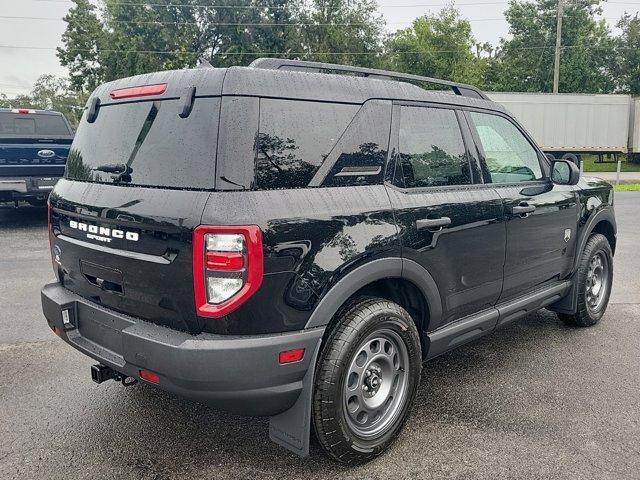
0, 112, 71, 136
398, 106, 470, 188
65, 98, 220, 189
317, 100, 391, 187
470, 111, 543, 183
255, 99, 358, 190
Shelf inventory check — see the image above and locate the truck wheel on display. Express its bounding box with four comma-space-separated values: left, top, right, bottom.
312, 297, 422, 465
559, 233, 613, 327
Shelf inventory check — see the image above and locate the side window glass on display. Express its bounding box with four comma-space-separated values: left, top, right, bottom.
255, 99, 358, 190
469, 111, 543, 183
398, 106, 470, 188
316, 100, 391, 187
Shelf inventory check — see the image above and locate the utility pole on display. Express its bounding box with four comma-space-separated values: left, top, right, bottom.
553, 0, 564, 93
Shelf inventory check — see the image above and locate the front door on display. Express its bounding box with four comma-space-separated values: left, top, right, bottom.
387, 103, 506, 329
464, 109, 579, 301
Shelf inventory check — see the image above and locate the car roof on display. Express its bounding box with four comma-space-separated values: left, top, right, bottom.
223, 66, 506, 112
89, 65, 507, 115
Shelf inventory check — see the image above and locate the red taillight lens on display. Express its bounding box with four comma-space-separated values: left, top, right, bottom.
193, 225, 263, 318
110, 83, 167, 100
279, 349, 305, 364
139, 369, 160, 384
206, 251, 244, 270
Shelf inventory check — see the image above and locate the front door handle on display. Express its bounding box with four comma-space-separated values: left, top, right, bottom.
511, 203, 536, 217
416, 216, 451, 231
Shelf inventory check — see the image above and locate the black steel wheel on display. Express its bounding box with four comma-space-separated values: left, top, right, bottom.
559, 233, 613, 327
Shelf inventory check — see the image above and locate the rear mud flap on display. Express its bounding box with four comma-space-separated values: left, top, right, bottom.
269, 338, 323, 457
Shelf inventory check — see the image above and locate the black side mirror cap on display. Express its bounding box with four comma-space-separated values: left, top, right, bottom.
551, 159, 580, 186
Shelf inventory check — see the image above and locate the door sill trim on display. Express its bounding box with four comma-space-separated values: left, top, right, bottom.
426, 280, 571, 361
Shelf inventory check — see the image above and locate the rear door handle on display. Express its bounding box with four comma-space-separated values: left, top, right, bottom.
511, 203, 536, 216
416, 217, 451, 230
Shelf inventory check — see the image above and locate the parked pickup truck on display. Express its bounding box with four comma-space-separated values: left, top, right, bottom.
0, 108, 74, 205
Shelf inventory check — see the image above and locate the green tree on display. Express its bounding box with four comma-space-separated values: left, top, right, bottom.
613, 13, 640, 95
57, 0, 105, 93
386, 7, 484, 85
297, 0, 385, 68
495, 0, 614, 93
0, 75, 85, 128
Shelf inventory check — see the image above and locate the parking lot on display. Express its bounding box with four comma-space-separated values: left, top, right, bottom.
1, 193, 638, 480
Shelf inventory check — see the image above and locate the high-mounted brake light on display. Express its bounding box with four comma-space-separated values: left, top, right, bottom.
110, 83, 167, 100
193, 225, 263, 318
12, 108, 35, 114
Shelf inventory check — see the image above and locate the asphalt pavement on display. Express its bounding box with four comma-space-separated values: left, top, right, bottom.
1, 194, 639, 480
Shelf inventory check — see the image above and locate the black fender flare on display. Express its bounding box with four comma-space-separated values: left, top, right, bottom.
272, 257, 442, 458
572, 206, 616, 271
550, 206, 616, 314
305, 257, 442, 329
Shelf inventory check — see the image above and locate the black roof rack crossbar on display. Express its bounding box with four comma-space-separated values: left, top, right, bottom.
249, 58, 489, 100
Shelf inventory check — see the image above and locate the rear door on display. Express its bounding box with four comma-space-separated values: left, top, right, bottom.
464, 109, 579, 301
387, 102, 506, 328
50, 93, 221, 334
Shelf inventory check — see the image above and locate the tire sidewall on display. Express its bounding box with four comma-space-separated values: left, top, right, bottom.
314, 300, 422, 461
577, 234, 613, 324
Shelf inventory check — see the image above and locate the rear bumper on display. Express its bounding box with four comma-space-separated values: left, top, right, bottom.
0, 176, 59, 197
41, 282, 324, 416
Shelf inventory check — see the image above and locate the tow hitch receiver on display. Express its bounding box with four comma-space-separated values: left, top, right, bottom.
91, 364, 123, 384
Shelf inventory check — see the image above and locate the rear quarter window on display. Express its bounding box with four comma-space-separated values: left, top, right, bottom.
255, 99, 359, 190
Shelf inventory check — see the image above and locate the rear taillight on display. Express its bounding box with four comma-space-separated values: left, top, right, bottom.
110, 83, 167, 100
193, 225, 263, 318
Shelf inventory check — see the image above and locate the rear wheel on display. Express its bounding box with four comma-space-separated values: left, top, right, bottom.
312, 297, 422, 465
559, 233, 613, 327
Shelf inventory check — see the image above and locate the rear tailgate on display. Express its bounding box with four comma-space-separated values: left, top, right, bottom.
0, 111, 73, 178
49, 69, 225, 334
0, 138, 71, 177
50, 181, 210, 333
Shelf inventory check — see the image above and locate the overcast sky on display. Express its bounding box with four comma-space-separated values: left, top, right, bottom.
1, 0, 638, 96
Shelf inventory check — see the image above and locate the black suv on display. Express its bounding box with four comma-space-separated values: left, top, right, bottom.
41, 59, 616, 464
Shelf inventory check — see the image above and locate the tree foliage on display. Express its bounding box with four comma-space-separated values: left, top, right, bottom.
0, 75, 85, 128
1, 0, 637, 104
493, 0, 614, 93
386, 7, 484, 86
55, 0, 385, 92
613, 13, 640, 95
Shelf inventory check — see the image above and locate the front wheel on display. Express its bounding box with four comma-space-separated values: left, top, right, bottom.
312, 297, 422, 465
559, 233, 613, 327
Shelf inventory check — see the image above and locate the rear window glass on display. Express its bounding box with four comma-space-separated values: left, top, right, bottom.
255, 99, 358, 190
65, 98, 220, 189
0, 112, 71, 136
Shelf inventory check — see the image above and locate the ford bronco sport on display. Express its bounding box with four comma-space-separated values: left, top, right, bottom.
41, 59, 616, 464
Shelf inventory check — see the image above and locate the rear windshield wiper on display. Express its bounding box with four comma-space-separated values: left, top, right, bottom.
91, 163, 128, 174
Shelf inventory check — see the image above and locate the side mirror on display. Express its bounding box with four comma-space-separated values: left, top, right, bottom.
551, 159, 580, 186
